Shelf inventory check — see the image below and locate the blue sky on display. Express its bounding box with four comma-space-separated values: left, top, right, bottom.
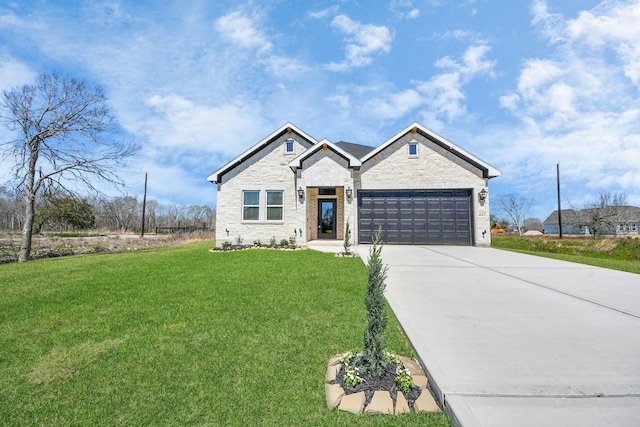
1, 0, 639, 220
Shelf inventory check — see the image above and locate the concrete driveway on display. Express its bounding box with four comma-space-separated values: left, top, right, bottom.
372, 245, 640, 427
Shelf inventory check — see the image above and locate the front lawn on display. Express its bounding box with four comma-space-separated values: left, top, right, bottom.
492, 236, 640, 274
0, 242, 450, 426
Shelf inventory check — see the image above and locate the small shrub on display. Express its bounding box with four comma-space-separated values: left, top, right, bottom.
343, 221, 352, 254
280, 238, 289, 248
253, 240, 262, 247
221, 241, 232, 251
395, 365, 414, 393
340, 351, 363, 387
269, 236, 277, 248
343, 365, 363, 387
235, 235, 243, 245
288, 236, 296, 248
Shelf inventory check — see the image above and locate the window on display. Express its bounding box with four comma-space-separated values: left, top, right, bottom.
266, 191, 284, 221
408, 141, 418, 157
243, 191, 260, 221
285, 139, 294, 153
319, 187, 336, 196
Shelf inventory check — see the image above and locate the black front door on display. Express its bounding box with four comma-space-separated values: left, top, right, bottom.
318, 199, 337, 239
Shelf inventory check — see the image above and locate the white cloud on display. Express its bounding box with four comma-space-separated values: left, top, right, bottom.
418, 73, 465, 120
0, 55, 36, 91
390, 0, 420, 19
496, 0, 640, 197
530, 0, 566, 44
308, 6, 340, 20
264, 55, 311, 79
365, 88, 423, 120
567, 1, 640, 85
139, 94, 266, 157
323, 42, 495, 124
325, 14, 393, 71
416, 43, 495, 121
214, 11, 272, 53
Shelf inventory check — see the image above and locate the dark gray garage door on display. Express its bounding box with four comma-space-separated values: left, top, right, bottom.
358, 191, 472, 245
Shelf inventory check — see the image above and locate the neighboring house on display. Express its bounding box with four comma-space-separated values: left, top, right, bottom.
208, 122, 501, 246
543, 207, 640, 235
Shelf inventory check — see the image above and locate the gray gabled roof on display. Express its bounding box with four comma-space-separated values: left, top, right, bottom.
334, 141, 376, 159
543, 209, 578, 224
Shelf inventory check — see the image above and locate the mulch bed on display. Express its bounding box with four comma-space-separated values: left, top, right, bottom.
332, 360, 422, 411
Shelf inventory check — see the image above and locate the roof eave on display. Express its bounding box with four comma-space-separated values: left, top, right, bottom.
207, 122, 319, 184
288, 138, 362, 170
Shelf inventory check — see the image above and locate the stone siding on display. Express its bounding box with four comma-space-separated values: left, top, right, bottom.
299, 150, 356, 242
215, 134, 311, 245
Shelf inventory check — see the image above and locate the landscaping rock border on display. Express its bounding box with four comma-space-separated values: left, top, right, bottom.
325, 354, 440, 415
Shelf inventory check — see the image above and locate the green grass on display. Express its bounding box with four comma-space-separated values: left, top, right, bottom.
0, 242, 450, 426
492, 236, 640, 274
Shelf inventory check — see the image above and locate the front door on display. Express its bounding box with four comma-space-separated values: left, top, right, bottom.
318, 199, 337, 239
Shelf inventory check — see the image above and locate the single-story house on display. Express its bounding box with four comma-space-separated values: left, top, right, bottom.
208, 122, 501, 246
543, 207, 640, 235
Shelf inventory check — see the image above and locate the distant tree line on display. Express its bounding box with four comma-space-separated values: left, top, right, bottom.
0, 186, 215, 234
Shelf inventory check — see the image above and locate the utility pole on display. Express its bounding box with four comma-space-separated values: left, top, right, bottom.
557, 163, 562, 239
140, 172, 148, 238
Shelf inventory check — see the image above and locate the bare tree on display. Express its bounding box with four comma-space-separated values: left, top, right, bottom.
98, 196, 140, 233
497, 194, 532, 236
574, 193, 627, 239
166, 203, 186, 227
187, 205, 207, 226
0, 186, 24, 231
524, 217, 543, 232
145, 199, 158, 232
0, 72, 138, 261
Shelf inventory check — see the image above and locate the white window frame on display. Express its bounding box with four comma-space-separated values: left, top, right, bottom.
284, 139, 295, 154
266, 190, 284, 222
242, 190, 260, 222
408, 140, 419, 157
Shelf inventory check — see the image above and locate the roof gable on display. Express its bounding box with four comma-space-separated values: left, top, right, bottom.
288, 138, 362, 170
361, 122, 501, 179
207, 123, 317, 184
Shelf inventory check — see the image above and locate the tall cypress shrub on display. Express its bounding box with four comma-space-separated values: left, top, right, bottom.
361, 227, 389, 378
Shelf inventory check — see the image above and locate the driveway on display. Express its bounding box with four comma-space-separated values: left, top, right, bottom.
372, 245, 640, 427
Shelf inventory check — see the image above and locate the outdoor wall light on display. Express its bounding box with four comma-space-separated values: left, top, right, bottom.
478, 188, 488, 201
345, 186, 353, 199
298, 187, 305, 199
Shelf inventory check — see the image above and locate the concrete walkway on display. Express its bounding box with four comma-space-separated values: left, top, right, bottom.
370, 245, 640, 427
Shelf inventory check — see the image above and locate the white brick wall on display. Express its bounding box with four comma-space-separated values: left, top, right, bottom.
215, 134, 311, 245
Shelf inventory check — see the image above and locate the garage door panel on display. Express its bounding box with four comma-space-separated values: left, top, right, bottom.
358, 190, 471, 245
